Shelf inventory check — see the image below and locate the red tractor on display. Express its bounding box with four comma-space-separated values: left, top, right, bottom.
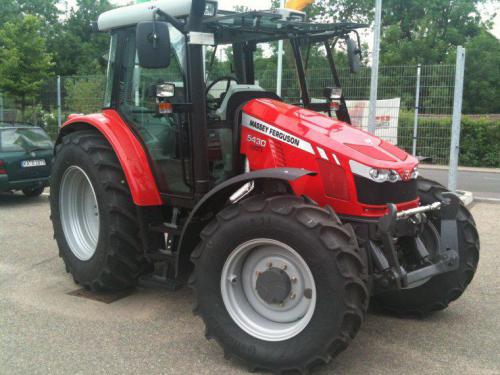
50, 1, 479, 372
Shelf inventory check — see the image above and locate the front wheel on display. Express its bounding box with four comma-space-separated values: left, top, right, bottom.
190, 195, 369, 373
374, 178, 480, 316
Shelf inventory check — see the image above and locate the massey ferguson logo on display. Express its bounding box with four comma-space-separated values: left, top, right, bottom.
242, 114, 315, 154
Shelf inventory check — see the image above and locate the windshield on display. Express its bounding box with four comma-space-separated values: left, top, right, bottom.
0, 128, 53, 153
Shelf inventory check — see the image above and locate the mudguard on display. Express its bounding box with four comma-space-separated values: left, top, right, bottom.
175, 168, 316, 275
58, 109, 162, 206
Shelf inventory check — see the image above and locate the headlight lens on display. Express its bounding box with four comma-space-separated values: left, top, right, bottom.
411, 167, 419, 179
350, 160, 416, 184
369, 168, 389, 183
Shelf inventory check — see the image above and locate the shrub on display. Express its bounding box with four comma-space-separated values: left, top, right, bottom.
398, 112, 500, 168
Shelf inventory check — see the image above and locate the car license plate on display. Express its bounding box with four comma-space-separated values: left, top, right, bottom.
21, 159, 46, 168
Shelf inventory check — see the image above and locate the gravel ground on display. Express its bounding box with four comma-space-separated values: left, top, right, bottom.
0, 192, 499, 375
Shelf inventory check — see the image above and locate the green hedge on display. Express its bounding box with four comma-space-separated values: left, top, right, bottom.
398, 113, 500, 168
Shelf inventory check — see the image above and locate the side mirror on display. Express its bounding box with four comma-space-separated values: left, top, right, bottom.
347, 37, 362, 74
136, 21, 171, 69
156, 83, 175, 98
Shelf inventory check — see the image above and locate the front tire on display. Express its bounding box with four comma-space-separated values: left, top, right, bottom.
50, 130, 145, 291
374, 178, 480, 316
190, 195, 369, 373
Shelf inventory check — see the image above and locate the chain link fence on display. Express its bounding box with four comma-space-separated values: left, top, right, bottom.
1, 63, 487, 167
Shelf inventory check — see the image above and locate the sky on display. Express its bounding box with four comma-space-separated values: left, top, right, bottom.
106, 0, 500, 40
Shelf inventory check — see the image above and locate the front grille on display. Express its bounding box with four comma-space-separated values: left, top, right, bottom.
354, 175, 417, 205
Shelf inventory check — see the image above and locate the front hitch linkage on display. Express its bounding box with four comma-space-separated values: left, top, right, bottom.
370, 193, 461, 291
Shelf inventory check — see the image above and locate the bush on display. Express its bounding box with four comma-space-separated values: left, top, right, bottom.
398, 112, 500, 168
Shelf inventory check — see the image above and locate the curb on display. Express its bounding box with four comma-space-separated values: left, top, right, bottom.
456, 190, 474, 207
474, 197, 500, 205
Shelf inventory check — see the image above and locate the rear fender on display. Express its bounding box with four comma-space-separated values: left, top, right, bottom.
175, 168, 316, 275
57, 110, 162, 206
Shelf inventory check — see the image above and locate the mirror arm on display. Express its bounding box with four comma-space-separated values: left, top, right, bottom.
155, 9, 186, 34
324, 40, 351, 125
151, 12, 158, 48
353, 30, 362, 51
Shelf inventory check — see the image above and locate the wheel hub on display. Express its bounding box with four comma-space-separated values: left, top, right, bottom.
221, 239, 317, 342
256, 267, 292, 304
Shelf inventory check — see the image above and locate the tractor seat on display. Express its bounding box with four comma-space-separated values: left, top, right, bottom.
215, 84, 281, 123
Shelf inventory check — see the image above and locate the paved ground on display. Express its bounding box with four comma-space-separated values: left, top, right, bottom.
0, 193, 499, 375
420, 166, 500, 200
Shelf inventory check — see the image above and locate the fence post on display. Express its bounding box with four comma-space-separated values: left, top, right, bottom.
368, 0, 382, 134
448, 46, 466, 192
57, 75, 62, 129
276, 0, 285, 97
412, 64, 422, 156
0, 93, 4, 122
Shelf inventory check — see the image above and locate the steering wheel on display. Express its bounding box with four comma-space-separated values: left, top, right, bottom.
206, 76, 240, 107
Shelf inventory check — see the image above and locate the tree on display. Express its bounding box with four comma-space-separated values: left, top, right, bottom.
0, 0, 60, 29
0, 16, 54, 116
49, 0, 113, 75
380, 0, 487, 65
461, 30, 500, 113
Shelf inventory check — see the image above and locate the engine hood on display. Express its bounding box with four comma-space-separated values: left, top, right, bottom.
243, 98, 418, 174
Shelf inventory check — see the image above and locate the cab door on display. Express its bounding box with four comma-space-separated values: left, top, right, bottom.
113, 26, 192, 197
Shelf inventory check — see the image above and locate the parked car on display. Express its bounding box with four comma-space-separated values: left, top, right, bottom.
0, 123, 54, 197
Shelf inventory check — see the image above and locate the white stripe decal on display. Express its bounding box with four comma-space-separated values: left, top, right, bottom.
317, 147, 328, 160
332, 153, 341, 165
242, 113, 315, 154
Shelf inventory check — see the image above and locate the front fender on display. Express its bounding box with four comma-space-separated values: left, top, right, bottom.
58, 110, 162, 206
175, 168, 316, 275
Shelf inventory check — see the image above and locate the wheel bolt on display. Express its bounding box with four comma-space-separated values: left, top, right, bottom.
267, 262, 273, 268
289, 293, 296, 300
291, 276, 297, 284
281, 264, 287, 270
228, 275, 237, 284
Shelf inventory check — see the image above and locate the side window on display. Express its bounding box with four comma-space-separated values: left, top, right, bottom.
118, 27, 191, 195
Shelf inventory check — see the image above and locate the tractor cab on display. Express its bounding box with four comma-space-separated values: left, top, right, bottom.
97, 1, 364, 200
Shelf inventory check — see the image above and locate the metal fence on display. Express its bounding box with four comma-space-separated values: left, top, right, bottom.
1, 63, 459, 166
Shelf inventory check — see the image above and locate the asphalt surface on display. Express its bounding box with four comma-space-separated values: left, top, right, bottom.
420, 167, 500, 200
1, 193, 499, 375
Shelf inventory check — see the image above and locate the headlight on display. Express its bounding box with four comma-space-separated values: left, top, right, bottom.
411, 167, 419, 179
350, 160, 414, 184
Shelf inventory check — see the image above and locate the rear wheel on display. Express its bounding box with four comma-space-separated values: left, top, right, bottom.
22, 186, 44, 197
50, 130, 146, 291
374, 178, 480, 316
191, 195, 369, 373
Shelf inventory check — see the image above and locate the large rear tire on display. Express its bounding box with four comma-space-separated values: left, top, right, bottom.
374, 177, 480, 316
190, 195, 369, 373
50, 130, 146, 291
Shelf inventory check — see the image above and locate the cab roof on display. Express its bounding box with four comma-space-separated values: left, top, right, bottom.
203, 10, 366, 45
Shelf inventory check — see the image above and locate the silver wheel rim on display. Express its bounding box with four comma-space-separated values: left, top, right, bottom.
59, 166, 100, 261
221, 239, 316, 342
